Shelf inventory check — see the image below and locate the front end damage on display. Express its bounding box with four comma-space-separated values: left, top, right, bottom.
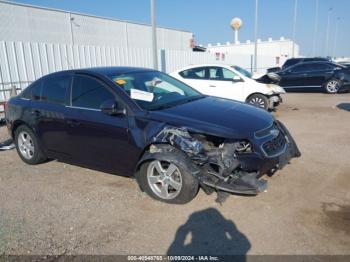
141, 120, 301, 196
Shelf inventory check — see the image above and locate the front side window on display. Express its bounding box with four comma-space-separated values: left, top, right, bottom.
209, 67, 239, 81
41, 75, 71, 105
110, 71, 202, 110
72, 75, 115, 110
290, 64, 309, 73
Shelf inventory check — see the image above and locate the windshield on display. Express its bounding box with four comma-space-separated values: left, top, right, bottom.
232, 66, 252, 78
109, 71, 203, 110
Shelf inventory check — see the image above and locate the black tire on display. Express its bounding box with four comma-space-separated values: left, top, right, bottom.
247, 94, 269, 110
14, 125, 47, 165
324, 79, 341, 94
138, 151, 199, 204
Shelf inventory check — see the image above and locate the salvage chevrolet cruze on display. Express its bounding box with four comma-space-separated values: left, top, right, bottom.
5, 67, 301, 204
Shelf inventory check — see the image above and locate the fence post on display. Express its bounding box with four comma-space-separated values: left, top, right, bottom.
10, 85, 17, 97
159, 49, 166, 73
250, 55, 254, 74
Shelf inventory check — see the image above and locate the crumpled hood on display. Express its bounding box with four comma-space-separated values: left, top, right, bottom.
147, 97, 273, 139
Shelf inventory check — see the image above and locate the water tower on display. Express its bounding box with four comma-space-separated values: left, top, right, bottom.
230, 17, 243, 44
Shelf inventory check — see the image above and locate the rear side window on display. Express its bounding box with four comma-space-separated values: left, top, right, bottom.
72, 75, 115, 110
21, 79, 43, 100
179, 67, 207, 79
41, 75, 71, 105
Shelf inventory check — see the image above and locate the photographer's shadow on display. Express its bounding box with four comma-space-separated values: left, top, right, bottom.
167, 208, 251, 258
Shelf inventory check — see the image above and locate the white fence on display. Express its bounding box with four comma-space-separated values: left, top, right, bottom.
0, 40, 276, 105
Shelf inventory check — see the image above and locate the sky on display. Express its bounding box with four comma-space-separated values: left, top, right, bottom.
8, 0, 350, 57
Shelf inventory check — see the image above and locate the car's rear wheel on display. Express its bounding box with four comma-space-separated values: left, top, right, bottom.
325, 79, 340, 94
14, 125, 47, 165
138, 159, 199, 204
247, 94, 269, 110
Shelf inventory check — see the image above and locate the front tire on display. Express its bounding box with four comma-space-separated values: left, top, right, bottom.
247, 94, 269, 110
14, 125, 47, 165
138, 159, 199, 204
325, 79, 341, 94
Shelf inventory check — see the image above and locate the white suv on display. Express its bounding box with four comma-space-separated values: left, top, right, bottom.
170, 64, 285, 110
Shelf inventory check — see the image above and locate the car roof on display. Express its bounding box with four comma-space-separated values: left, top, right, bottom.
47, 66, 156, 77
172, 64, 232, 72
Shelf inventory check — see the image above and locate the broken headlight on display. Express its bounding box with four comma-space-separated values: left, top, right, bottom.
235, 140, 253, 154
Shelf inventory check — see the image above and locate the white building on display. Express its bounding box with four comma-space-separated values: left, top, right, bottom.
0, 0, 193, 50
206, 37, 299, 68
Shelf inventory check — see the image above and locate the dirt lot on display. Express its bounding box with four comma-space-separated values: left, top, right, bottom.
0, 93, 349, 255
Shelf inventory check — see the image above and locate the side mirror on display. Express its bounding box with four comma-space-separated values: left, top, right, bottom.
100, 99, 126, 116
233, 75, 242, 82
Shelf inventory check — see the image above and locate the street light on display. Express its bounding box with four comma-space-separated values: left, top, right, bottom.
151, 0, 158, 70
332, 17, 340, 58
253, 0, 259, 72
312, 0, 319, 56
292, 0, 298, 57
325, 7, 333, 57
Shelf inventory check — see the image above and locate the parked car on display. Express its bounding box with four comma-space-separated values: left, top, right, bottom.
5, 67, 300, 204
170, 64, 285, 110
266, 57, 331, 73
266, 61, 350, 93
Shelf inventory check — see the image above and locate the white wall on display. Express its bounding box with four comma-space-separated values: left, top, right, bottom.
207, 38, 299, 67
0, 1, 193, 51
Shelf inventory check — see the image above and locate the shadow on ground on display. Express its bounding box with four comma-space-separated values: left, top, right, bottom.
167, 208, 251, 259
337, 103, 350, 112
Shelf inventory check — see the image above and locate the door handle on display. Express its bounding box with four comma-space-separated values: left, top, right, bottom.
209, 85, 216, 87
67, 119, 81, 127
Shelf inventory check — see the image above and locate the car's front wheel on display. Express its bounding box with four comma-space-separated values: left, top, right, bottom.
14, 125, 47, 165
246, 94, 269, 110
325, 79, 341, 94
138, 159, 199, 204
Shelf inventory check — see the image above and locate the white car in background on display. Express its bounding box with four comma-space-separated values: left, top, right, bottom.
170, 64, 285, 110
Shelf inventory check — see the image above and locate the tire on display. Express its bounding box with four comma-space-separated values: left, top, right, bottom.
14, 125, 47, 165
138, 157, 199, 204
247, 94, 269, 110
324, 79, 341, 94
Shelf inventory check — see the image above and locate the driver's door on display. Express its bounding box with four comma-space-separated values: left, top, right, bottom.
65, 74, 131, 175
205, 67, 245, 102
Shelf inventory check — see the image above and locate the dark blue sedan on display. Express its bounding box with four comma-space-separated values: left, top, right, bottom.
4, 67, 300, 204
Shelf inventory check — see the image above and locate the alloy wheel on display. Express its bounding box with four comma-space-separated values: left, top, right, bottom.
146, 160, 183, 200
326, 80, 340, 93
17, 131, 35, 159
249, 97, 266, 109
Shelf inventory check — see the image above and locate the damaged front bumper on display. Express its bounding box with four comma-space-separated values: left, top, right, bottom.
139, 120, 300, 196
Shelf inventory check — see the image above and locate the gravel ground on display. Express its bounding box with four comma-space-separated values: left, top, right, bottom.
0, 93, 349, 255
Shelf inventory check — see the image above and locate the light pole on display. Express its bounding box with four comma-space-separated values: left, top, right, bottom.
312, 0, 319, 56
151, 0, 158, 70
292, 0, 298, 58
332, 17, 340, 58
325, 7, 332, 57
254, 0, 259, 72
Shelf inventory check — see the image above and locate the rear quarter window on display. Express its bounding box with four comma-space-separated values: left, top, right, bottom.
21, 79, 43, 100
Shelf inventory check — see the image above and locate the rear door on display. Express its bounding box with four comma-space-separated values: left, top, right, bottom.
178, 67, 209, 93
306, 63, 334, 90
30, 74, 72, 157
65, 73, 131, 175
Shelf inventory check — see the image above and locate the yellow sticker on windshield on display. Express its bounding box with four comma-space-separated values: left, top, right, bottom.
115, 79, 126, 85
